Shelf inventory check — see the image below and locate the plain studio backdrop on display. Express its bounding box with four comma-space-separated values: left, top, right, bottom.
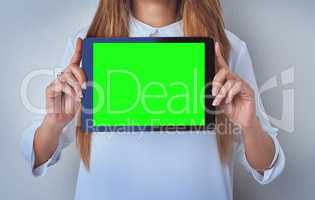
0, 0, 314, 199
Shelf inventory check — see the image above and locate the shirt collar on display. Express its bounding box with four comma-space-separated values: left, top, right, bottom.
129, 15, 184, 37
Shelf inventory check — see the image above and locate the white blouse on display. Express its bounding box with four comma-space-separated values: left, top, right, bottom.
21, 16, 285, 200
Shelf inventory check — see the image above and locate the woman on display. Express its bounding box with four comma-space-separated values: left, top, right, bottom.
21, 0, 285, 199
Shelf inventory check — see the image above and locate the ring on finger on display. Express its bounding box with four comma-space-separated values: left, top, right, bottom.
57, 71, 65, 82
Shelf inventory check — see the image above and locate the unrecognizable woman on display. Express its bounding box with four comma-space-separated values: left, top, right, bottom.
21, 0, 285, 200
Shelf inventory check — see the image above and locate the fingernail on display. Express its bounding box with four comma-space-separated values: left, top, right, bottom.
212, 99, 218, 106
82, 82, 87, 90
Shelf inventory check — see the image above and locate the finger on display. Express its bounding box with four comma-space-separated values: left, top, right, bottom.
63, 71, 83, 98
49, 94, 62, 114
215, 42, 229, 69
46, 79, 65, 98
68, 65, 86, 89
60, 91, 65, 114
212, 80, 235, 106
212, 67, 229, 96
69, 38, 83, 66
64, 93, 78, 115
225, 81, 243, 104
63, 82, 81, 102
223, 102, 234, 117
48, 79, 78, 100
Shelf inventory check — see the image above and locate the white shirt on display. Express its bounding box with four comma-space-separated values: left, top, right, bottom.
21, 16, 285, 200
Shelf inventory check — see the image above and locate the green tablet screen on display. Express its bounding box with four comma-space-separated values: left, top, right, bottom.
82, 38, 214, 132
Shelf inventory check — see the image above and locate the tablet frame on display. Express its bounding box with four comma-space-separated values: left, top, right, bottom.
82, 37, 215, 132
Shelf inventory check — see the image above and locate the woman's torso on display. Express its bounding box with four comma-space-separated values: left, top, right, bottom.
71, 16, 243, 200
75, 132, 233, 200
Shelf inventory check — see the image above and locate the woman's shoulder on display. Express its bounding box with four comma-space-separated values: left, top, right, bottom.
67, 27, 89, 48
224, 30, 249, 70
62, 28, 89, 66
225, 30, 247, 56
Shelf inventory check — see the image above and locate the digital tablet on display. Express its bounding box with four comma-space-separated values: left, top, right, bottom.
82, 37, 215, 132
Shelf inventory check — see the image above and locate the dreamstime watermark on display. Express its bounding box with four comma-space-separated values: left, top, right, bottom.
20, 66, 295, 133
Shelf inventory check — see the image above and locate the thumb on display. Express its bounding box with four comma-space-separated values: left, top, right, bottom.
69, 38, 83, 66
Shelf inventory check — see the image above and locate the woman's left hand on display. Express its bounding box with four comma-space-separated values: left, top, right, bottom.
212, 42, 257, 128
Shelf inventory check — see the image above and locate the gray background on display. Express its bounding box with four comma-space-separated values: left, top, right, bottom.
0, 0, 314, 199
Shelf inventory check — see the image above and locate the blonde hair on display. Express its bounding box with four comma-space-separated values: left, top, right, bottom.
77, 0, 233, 169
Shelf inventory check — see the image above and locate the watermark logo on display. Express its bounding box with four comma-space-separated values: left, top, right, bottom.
20, 67, 295, 133
258, 67, 294, 133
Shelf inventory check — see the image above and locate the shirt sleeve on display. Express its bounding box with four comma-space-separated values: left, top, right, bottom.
20, 116, 76, 177
232, 42, 286, 185
20, 37, 77, 177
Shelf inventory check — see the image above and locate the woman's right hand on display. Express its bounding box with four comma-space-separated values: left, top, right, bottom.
44, 38, 86, 130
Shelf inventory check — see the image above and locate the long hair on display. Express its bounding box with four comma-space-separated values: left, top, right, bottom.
77, 0, 233, 170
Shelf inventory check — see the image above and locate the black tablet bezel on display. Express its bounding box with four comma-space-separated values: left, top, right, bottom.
82, 37, 215, 132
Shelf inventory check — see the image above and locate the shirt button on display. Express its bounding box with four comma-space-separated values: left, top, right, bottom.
149, 29, 159, 37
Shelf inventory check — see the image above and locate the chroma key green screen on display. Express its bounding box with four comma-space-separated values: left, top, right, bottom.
82, 38, 215, 132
